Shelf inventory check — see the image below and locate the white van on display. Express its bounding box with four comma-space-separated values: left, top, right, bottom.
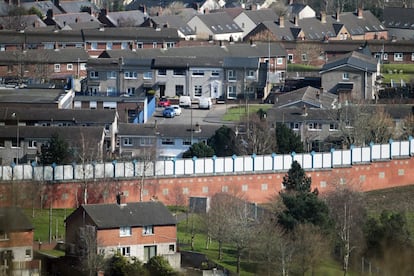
179, 96, 191, 108
199, 97, 212, 109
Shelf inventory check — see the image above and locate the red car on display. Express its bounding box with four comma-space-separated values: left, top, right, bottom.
158, 98, 171, 107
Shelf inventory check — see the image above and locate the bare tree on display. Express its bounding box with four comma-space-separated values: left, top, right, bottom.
77, 225, 106, 276
134, 142, 158, 202
237, 113, 276, 155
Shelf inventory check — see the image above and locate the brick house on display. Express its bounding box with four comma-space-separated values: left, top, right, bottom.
0, 206, 40, 275
65, 200, 180, 268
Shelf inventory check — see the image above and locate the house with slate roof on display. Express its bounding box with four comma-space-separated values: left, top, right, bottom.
97, 9, 147, 28
44, 11, 102, 30
187, 11, 243, 41
383, 7, 414, 41
320, 50, 379, 103
233, 8, 277, 37
0, 14, 47, 30
0, 207, 40, 275
65, 201, 180, 267
142, 14, 197, 40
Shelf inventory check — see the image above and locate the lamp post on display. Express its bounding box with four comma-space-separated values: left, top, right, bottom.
11, 112, 19, 165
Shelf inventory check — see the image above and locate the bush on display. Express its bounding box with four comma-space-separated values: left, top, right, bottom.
145, 256, 180, 276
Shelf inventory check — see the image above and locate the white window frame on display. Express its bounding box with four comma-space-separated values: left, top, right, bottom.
308, 122, 322, 130
192, 70, 205, 76
143, 71, 153, 79
121, 42, 128, 49
277, 57, 283, 65
54, 64, 61, 72
211, 70, 220, 77
394, 53, 403, 62
227, 85, 236, 99
412, 53, 414, 61
28, 140, 37, 148
301, 53, 307, 61
119, 226, 132, 237
121, 246, 130, 256
228, 70, 236, 81
290, 122, 299, 130
153, 42, 157, 48
91, 42, 98, 50
106, 42, 112, 50
383, 53, 388, 60
67, 64, 73, 71
329, 123, 339, 131
342, 72, 349, 80
143, 225, 154, 235
90, 71, 99, 79
124, 71, 138, 79
107, 71, 116, 79
288, 54, 294, 62
123, 138, 132, 146
194, 85, 202, 97
246, 70, 255, 79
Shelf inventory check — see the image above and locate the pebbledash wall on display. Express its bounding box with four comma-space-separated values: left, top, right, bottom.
1, 139, 414, 208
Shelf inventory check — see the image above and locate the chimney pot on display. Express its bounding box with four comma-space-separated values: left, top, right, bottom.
279, 15, 285, 28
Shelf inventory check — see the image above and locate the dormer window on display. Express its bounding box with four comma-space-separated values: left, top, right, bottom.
143, 225, 154, 235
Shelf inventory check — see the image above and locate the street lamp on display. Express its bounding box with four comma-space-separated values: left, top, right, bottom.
11, 112, 19, 165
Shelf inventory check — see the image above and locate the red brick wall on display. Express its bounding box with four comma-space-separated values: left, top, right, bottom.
0, 231, 33, 247
97, 225, 176, 247
2, 157, 414, 208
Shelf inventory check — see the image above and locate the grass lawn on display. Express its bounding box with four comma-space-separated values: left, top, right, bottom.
25, 208, 73, 242
381, 64, 414, 85
222, 104, 272, 122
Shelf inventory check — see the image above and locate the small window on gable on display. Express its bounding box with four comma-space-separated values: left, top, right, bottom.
342, 72, 349, 80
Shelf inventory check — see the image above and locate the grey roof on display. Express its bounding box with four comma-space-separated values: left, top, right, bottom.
118, 123, 220, 139
336, 10, 386, 35
81, 27, 179, 41
223, 56, 259, 68
320, 51, 378, 73
102, 10, 147, 27
0, 29, 84, 45
0, 108, 117, 124
73, 201, 176, 229
52, 12, 102, 29
242, 9, 277, 24
0, 88, 66, 103
0, 48, 89, 64
152, 56, 223, 68
0, 14, 47, 30
273, 86, 337, 109
150, 15, 195, 36
383, 7, 414, 30
299, 16, 343, 39
267, 106, 336, 124
0, 207, 33, 232
58, 0, 100, 14
194, 12, 243, 34
21, 1, 62, 17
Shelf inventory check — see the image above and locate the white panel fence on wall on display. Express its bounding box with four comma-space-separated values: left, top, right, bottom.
2, 138, 414, 182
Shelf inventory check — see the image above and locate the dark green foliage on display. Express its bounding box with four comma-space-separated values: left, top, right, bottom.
208, 125, 239, 157
278, 161, 331, 231
275, 123, 304, 154
145, 255, 180, 276
182, 142, 215, 158
282, 161, 311, 192
364, 210, 412, 259
27, 7, 42, 17
105, 253, 148, 276
39, 133, 73, 165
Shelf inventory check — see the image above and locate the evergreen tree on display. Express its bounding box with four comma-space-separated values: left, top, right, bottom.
182, 142, 215, 158
208, 125, 238, 157
275, 122, 304, 154
40, 133, 72, 165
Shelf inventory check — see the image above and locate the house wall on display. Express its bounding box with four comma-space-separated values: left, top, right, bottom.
0, 231, 33, 262
187, 17, 212, 40
155, 69, 188, 98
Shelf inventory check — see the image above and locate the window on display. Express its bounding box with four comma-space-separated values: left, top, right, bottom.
107, 71, 116, 79
192, 70, 204, 76
246, 70, 255, 78
107, 87, 116, 96
25, 249, 31, 258
44, 43, 54, 49
161, 138, 175, 145
288, 54, 293, 62
121, 42, 128, 49
75, 43, 83, 48
158, 69, 166, 75
144, 246, 157, 261
54, 64, 61, 72
228, 70, 236, 81
152, 42, 157, 48
301, 53, 307, 61
342, 72, 349, 80
143, 71, 153, 79
194, 85, 202, 97
173, 69, 186, 76
175, 85, 184, 96
67, 64, 73, 71
211, 70, 220, 77
12, 138, 19, 148
0, 231, 8, 240
308, 122, 322, 130
166, 42, 175, 48
143, 225, 154, 235
330, 123, 338, 131
137, 42, 143, 48
120, 226, 132, 237
121, 246, 130, 256
127, 87, 135, 95
394, 53, 403, 61
123, 138, 132, 146
140, 137, 153, 145
90, 71, 99, 78
91, 42, 98, 50
0, 139, 5, 147
277, 57, 283, 65
182, 139, 191, 145
383, 53, 388, 60
28, 140, 37, 148
169, 244, 175, 252
374, 53, 381, 60
106, 42, 112, 50
412, 53, 414, 61
290, 122, 299, 130
90, 101, 97, 109
227, 85, 236, 99
124, 71, 137, 79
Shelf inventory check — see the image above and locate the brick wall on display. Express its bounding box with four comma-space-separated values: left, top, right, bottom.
2, 156, 414, 208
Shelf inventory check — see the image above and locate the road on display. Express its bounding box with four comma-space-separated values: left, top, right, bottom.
148, 103, 236, 126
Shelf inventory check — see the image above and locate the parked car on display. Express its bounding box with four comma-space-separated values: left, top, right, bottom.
179, 96, 191, 108
171, 105, 182, 116
163, 107, 176, 118
199, 97, 212, 109
158, 98, 171, 107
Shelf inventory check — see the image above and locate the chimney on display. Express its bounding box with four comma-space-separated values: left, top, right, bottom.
279, 15, 285, 28
357, 7, 363, 19
336, 9, 340, 22
116, 192, 126, 206
319, 87, 323, 95
320, 11, 326, 23
294, 15, 299, 27
100, 8, 107, 16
